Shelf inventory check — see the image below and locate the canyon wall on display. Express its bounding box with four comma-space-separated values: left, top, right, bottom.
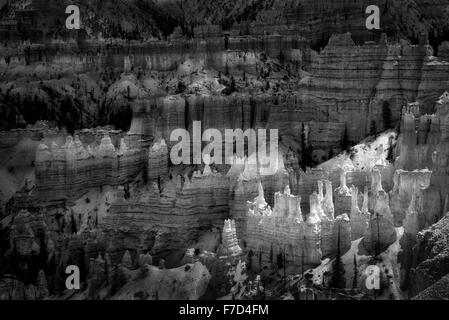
244, 167, 397, 275
35, 133, 143, 202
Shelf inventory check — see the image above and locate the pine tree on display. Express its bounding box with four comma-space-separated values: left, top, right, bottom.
276, 252, 283, 269
279, 50, 285, 65
124, 184, 130, 199
230, 76, 236, 92
38, 233, 48, 272
387, 145, 394, 162
341, 125, 350, 151
175, 80, 186, 94
331, 225, 345, 288
369, 120, 377, 137
375, 212, 381, 257
302, 236, 306, 278
111, 266, 121, 295
104, 254, 109, 285
70, 213, 77, 234
300, 129, 306, 168
142, 164, 148, 185
328, 147, 334, 159
283, 249, 286, 283
352, 255, 358, 290
247, 249, 253, 271
382, 101, 392, 129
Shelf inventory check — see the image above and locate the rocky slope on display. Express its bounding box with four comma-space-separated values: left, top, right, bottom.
409, 214, 449, 297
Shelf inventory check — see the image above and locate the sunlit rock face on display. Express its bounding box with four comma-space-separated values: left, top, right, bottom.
396, 93, 449, 224
391, 94, 449, 296
334, 168, 352, 217
244, 179, 356, 276
148, 139, 169, 180
245, 183, 321, 274
349, 186, 369, 240
228, 157, 290, 240
362, 209, 397, 255
389, 169, 431, 225
218, 219, 242, 257
362, 169, 397, 254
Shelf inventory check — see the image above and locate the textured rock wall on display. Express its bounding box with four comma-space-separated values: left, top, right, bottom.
396, 93, 449, 223
244, 180, 355, 275
389, 169, 432, 225
35, 134, 143, 201
409, 214, 449, 298
101, 167, 231, 265
6, 31, 449, 157
228, 157, 290, 239
245, 186, 321, 274
0, 121, 64, 148
148, 139, 169, 180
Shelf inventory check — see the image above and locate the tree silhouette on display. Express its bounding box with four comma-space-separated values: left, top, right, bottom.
375, 212, 381, 257
175, 80, 186, 94
331, 225, 345, 288
386, 136, 395, 162
341, 125, 350, 151
369, 120, 377, 137
279, 50, 285, 65
247, 249, 253, 270
70, 212, 77, 234
276, 251, 284, 269
382, 101, 392, 129
352, 255, 358, 290
328, 147, 334, 159
301, 124, 313, 169
230, 77, 237, 92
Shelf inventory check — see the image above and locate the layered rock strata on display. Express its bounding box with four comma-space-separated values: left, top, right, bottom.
35, 134, 143, 201
101, 166, 230, 265
244, 181, 355, 275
